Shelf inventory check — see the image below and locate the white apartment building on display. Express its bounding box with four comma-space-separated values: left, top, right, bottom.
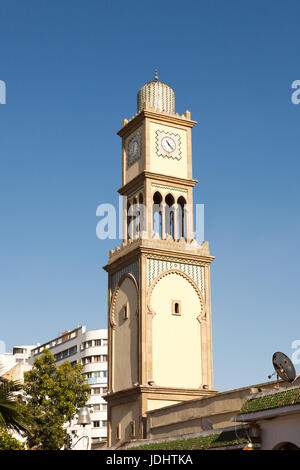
30, 326, 108, 445
0, 345, 36, 382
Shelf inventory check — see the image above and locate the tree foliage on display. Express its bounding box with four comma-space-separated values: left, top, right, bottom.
0, 377, 30, 435
0, 427, 25, 450
24, 349, 90, 450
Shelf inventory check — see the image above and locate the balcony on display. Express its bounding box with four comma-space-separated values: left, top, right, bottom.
86, 377, 107, 385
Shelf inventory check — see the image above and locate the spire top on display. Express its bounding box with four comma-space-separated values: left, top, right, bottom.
154, 69, 158, 81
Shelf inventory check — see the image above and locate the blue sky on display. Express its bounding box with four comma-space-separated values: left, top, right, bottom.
0, 0, 300, 391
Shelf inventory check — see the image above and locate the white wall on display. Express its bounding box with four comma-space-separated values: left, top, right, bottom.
260, 413, 300, 450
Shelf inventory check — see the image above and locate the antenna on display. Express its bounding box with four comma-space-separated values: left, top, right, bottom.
271, 352, 296, 383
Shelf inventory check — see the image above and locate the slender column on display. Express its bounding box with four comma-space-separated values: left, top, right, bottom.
161, 203, 166, 239
123, 197, 128, 242
173, 204, 178, 240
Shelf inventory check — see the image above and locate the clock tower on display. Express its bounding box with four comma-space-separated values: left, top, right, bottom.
104, 73, 216, 447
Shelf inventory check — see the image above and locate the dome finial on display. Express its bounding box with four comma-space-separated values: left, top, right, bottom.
154, 69, 158, 81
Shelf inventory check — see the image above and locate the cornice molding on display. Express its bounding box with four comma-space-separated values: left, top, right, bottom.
105, 385, 216, 406
103, 238, 214, 272
118, 171, 198, 196
117, 108, 197, 139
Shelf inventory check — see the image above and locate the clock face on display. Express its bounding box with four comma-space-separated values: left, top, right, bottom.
129, 139, 138, 158
127, 130, 142, 167
161, 136, 176, 153
155, 129, 182, 160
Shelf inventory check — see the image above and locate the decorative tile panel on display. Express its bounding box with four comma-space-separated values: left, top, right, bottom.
155, 130, 182, 160
111, 261, 139, 292
147, 258, 204, 295
151, 183, 187, 195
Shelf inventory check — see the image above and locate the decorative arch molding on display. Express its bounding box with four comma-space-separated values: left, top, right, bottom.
110, 273, 139, 329
146, 269, 206, 322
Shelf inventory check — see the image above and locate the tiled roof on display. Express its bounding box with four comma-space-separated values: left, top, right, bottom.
239, 388, 300, 415
126, 429, 250, 450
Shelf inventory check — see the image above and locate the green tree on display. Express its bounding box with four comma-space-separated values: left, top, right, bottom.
0, 427, 25, 450
24, 349, 90, 450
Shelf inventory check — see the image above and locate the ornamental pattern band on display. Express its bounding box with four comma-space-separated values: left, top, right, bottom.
111, 261, 139, 292
147, 258, 204, 295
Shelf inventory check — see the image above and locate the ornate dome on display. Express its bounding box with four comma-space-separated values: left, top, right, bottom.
137, 70, 175, 114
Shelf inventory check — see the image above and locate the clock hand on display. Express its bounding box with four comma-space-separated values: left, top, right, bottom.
167, 140, 173, 150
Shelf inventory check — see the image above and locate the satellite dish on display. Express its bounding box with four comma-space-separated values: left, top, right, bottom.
272, 352, 296, 383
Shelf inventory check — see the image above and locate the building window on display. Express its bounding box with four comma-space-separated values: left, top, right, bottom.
101, 404, 107, 411
93, 404, 100, 411
94, 339, 101, 346
172, 300, 181, 316
93, 388, 101, 395
102, 355, 107, 362
101, 420, 107, 428
122, 303, 128, 320
93, 421, 100, 428
116, 424, 121, 440
69, 346, 77, 356
130, 420, 136, 438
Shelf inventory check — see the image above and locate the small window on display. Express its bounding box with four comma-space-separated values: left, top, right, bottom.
130, 420, 136, 438
172, 300, 181, 316
93, 421, 100, 428
122, 303, 129, 320
116, 424, 121, 440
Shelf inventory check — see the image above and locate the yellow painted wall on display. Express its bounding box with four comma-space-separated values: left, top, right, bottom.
113, 277, 138, 392
147, 399, 180, 412
149, 122, 187, 178
151, 273, 202, 388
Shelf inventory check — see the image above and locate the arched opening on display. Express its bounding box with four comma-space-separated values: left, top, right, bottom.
153, 192, 162, 237
138, 193, 144, 234
133, 197, 138, 237
177, 196, 186, 239
165, 193, 175, 239
273, 442, 300, 450
127, 200, 132, 239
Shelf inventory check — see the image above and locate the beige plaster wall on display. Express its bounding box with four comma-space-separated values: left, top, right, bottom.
113, 277, 138, 392
110, 399, 141, 447
149, 122, 187, 179
151, 272, 202, 388
145, 382, 289, 441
